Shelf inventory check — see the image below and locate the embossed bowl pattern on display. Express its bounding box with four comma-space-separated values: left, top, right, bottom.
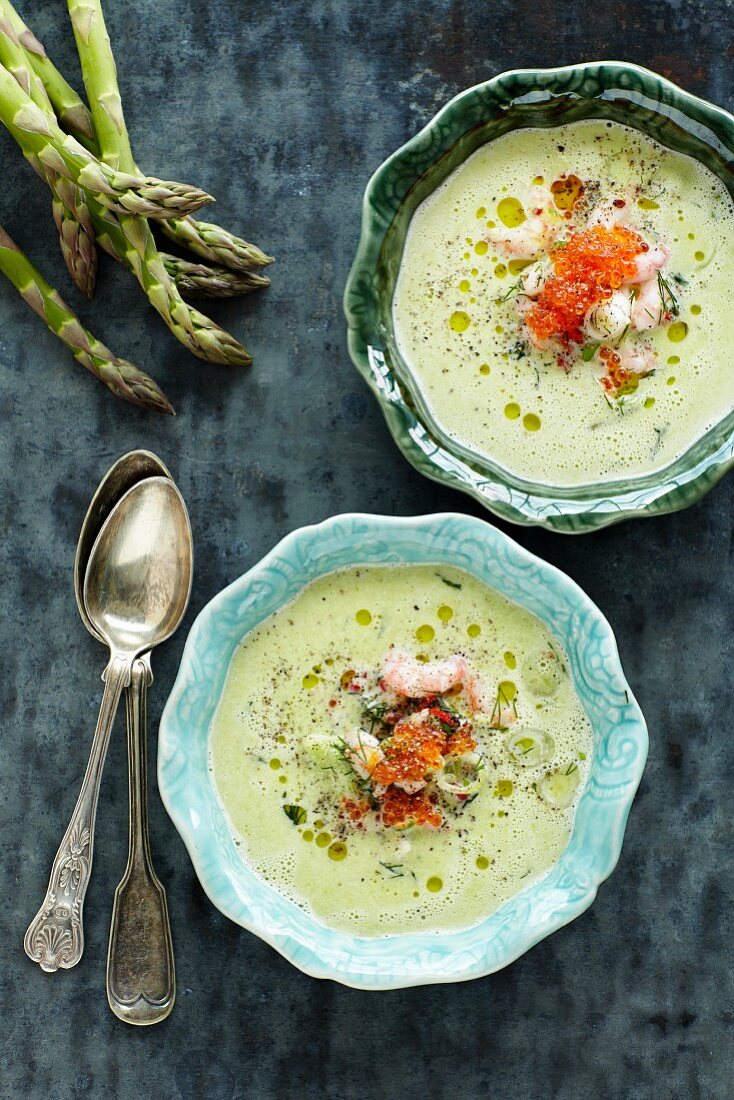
158, 513, 648, 989
343, 62, 734, 533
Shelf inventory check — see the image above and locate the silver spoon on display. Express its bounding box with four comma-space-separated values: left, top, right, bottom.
24, 476, 193, 982
71, 450, 180, 1025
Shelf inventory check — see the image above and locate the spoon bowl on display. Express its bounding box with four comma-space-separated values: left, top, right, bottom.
74, 450, 171, 641
84, 477, 193, 659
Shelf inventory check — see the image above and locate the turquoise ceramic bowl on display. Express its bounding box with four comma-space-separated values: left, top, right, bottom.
158, 513, 647, 989
344, 62, 734, 533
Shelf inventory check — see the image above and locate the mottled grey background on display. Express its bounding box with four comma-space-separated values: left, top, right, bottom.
1, 1, 732, 1097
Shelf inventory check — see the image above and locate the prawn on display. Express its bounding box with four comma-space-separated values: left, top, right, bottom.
618, 344, 656, 376
586, 196, 630, 229
489, 214, 561, 260
630, 277, 664, 331
380, 650, 467, 699
518, 257, 552, 299
624, 241, 670, 284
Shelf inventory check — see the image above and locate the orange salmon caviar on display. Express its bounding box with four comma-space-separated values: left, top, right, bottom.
380, 788, 443, 829
372, 712, 447, 787
340, 797, 371, 823
526, 225, 646, 343
598, 346, 644, 395
445, 724, 477, 756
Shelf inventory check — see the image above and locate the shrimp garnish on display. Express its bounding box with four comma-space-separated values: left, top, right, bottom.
617, 344, 657, 376
630, 276, 665, 331
489, 214, 562, 260
380, 650, 468, 699
586, 196, 630, 229
624, 242, 670, 284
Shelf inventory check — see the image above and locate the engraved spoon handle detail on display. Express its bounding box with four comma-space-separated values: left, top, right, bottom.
107, 658, 175, 1025
24, 657, 130, 972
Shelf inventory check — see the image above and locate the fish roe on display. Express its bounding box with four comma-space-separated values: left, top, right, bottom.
372, 713, 447, 787
444, 722, 477, 757
526, 225, 646, 343
381, 788, 442, 829
340, 797, 371, 822
598, 346, 644, 396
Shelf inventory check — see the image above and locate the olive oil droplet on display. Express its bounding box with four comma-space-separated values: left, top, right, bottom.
449, 310, 471, 333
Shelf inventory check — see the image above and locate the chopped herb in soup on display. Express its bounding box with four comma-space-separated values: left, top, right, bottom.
393, 120, 734, 484
209, 565, 593, 936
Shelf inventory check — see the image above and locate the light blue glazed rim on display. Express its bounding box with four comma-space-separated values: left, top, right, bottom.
158, 513, 648, 990
343, 62, 734, 533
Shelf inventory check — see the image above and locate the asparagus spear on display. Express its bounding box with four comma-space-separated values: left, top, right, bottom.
2, 0, 271, 274
0, 61, 212, 220
0, 11, 97, 297
0, 0, 95, 148
0, 9, 250, 365
0, 225, 172, 413
51, 175, 98, 298
64, 0, 252, 366
79, 193, 253, 364
160, 217, 273, 273
0, 3, 255, 363
161, 253, 270, 300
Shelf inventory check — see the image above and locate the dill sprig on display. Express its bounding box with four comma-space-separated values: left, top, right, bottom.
614, 322, 631, 347
657, 270, 680, 317
651, 423, 670, 458
335, 733, 376, 796
491, 683, 518, 730
495, 278, 524, 304
455, 791, 480, 815
333, 736, 358, 776
436, 573, 462, 590
379, 861, 404, 878
361, 697, 389, 724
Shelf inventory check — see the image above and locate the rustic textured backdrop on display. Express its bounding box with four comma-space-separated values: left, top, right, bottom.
2, 1, 733, 1097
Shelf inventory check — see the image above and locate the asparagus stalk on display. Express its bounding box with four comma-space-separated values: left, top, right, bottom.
2, 0, 271, 274
0, 61, 212, 221
161, 253, 270, 300
0, 0, 95, 148
51, 175, 98, 298
0, 225, 173, 412
65, 0, 252, 366
0, 11, 97, 297
160, 217, 273, 273
78, 193, 253, 364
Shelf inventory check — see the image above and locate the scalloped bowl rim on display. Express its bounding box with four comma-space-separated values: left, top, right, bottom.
343, 61, 734, 532
158, 512, 648, 989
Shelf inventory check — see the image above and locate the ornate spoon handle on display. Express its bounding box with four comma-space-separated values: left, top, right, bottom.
24, 657, 130, 972
107, 658, 175, 1025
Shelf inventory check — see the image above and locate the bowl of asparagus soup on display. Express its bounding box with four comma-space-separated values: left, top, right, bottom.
344, 62, 734, 531
158, 513, 647, 989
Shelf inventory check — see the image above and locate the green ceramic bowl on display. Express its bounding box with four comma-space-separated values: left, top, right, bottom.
344, 62, 734, 533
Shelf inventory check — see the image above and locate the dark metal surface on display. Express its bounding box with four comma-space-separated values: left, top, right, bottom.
1, 1, 732, 1096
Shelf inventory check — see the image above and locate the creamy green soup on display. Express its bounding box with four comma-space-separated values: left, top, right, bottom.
209, 565, 593, 936
392, 119, 734, 485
